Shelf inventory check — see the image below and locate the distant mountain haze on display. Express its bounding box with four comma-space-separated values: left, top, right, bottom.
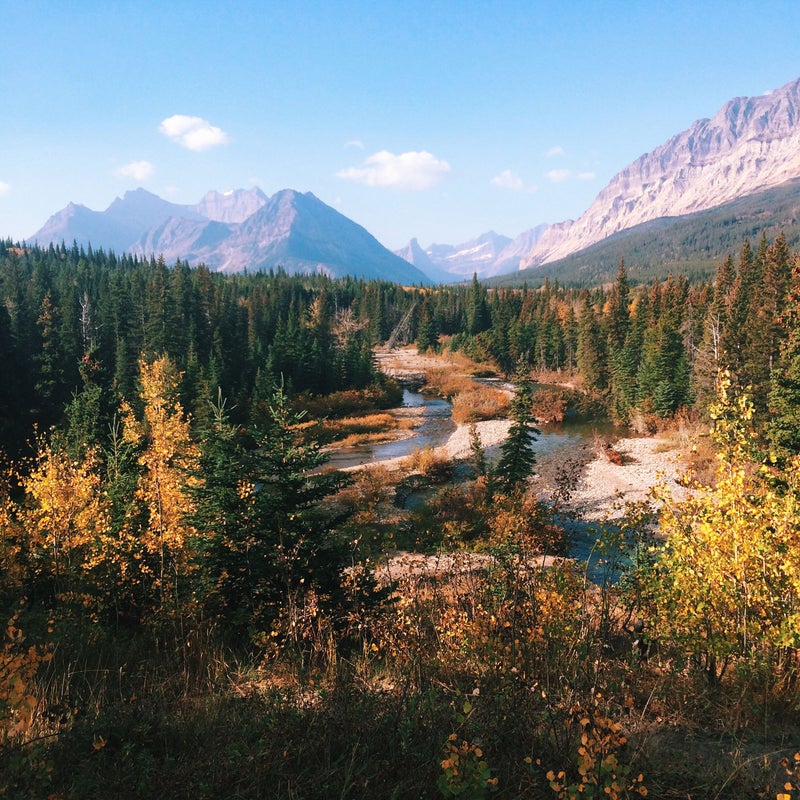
395, 227, 548, 280
28, 76, 800, 285
29, 188, 432, 285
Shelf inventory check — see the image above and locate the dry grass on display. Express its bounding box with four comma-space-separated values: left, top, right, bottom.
317, 412, 415, 447
531, 388, 569, 423
451, 387, 510, 424
530, 368, 580, 389
423, 368, 476, 399
403, 444, 453, 479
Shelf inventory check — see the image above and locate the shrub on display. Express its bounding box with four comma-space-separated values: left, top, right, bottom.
531, 388, 568, 423
405, 445, 453, 481
451, 388, 509, 424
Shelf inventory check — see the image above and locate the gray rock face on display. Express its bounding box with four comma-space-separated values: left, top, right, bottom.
193, 188, 267, 223
29, 188, 431, 284
487, 226, 549, 277
522, 76, 800, 267
426, 231, 513, 279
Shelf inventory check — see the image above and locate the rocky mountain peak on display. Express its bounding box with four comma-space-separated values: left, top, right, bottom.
28, 187, 431, 284
195, 187, 268, 223
521, 75, 800, 268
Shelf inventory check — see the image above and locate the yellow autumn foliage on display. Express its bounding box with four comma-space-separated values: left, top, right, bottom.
642, 373, 800, 675
121, 356, 200, 608
22, 442, 109, 594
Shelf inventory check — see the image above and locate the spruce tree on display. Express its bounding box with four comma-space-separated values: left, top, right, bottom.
494, 362, 540, 495
767, 252, 800, 458
467, 273, 491, 335
576, 294, 607, 393
190, 384, 350, 639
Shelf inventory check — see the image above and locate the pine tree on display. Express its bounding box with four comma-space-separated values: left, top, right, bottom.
494, 362, 540, 495
467, 273, 491, 335
749, 233, 792, 411
190, 384, 350, 639
576, 295, 607, 393
767, 252, 800, 458
605, 259, 631, 351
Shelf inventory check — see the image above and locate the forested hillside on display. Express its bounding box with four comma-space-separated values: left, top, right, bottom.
0, 240, 411, 457
491, 179, 800, 288
1, 236, 799, 798
3, 231, 800, 453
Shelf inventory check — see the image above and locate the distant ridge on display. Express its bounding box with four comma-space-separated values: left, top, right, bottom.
395, 226, 548, 280
29, 188, 432, 284
489, 179, 800, 288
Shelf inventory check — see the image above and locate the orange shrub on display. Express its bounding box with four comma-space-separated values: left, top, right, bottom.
451, 388, 509, 424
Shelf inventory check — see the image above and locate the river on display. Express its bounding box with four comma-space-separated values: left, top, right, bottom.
323, 389, 455, 470
323, 388, 629, 578
323, 387, 620, 476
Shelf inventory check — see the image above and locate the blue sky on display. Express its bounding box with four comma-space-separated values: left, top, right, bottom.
3, 0, 800, 250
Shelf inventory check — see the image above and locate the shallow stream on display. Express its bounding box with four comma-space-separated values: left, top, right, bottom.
324, 387, 629, 578
324, 387, 620, 479
323, 389, 455, 470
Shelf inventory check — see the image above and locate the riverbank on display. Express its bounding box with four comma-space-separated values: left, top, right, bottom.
372, 347, 694, 514
566, 434, 691, 520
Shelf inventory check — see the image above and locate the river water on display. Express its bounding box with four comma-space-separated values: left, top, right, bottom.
323, 388, 627, 577
323, 388, 619, 476
323, 390, 455, 470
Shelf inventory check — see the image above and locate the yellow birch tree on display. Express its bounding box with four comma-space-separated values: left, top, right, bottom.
121, 356, 199, 613
21, 440, 109, 605
642, 372, 800, 680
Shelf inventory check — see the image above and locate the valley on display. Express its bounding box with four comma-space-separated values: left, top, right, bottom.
5, 71, 800, 800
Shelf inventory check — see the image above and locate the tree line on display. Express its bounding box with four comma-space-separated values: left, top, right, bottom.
2, 233, 800, 459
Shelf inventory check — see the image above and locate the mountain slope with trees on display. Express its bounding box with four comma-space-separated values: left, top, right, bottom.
490, 178, 800, 288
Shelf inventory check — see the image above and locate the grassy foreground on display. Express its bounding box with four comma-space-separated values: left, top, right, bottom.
2, 532, 798, 800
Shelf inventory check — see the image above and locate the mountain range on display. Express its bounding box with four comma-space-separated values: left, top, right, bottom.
30, 187, 432, 285
403, 75, 800, 280
28, 75, 800, 285
517, 75, 800, 270
394, 227, 549, 281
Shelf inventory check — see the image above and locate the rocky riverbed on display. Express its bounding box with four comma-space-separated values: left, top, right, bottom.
371, 347, 692, 520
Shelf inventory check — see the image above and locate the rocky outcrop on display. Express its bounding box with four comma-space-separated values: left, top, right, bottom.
522, 76, 800, 267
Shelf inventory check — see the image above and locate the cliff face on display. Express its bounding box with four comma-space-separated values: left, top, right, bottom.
522, 77, 800, 267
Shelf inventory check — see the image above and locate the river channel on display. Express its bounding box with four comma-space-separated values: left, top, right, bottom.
324, 387, 627, 578
323, 390, 455, 470
323, 388, 619, 476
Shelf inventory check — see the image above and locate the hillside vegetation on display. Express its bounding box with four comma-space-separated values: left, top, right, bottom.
490, 179, 800, 288
0, 237, 799, 797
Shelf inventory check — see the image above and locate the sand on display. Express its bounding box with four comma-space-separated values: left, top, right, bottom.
567, 435, 690, 520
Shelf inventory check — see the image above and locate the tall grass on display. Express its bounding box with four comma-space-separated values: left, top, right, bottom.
3, 538, 798, 799
451, 387, 509, 424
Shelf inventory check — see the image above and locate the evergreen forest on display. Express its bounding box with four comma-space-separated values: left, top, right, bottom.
1, 234, 800, 798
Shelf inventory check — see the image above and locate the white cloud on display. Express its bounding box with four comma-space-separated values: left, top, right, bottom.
577, 171, 596, 181
337, 150, 451, 190
547, 169, 573, 183
491, 169, 524, 190
115, 160, 155, 181
0, 181, 10, 197
159, 114, 230, 151
344, 139, 365, 149
546, 145, 565, 157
